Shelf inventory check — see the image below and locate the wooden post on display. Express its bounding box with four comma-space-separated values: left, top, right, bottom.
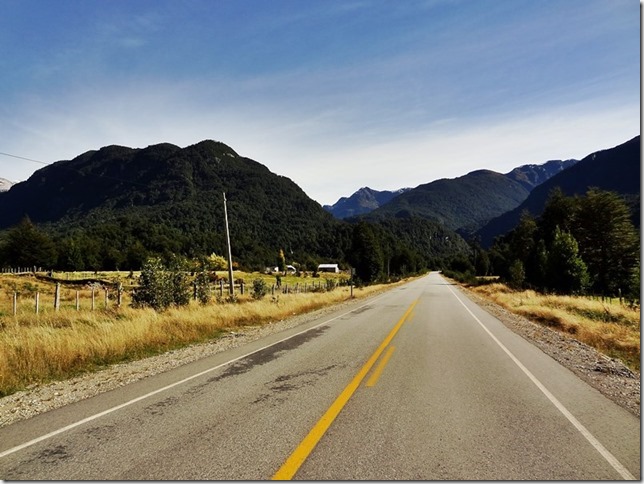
271, 284, 275, 296
76, 291, 80, 311
91, 288, 96, 311
13, 292, 17, 316
117, 283, 123, 307
219, 279, 224, 298
104, 289, 109, 308
240, 280, 244, 295
54, 283, 61, 311
35, 292, 40, 314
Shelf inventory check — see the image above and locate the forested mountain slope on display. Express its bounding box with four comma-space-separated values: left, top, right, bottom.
477, 136, 640, 247
0, 141, 341, 267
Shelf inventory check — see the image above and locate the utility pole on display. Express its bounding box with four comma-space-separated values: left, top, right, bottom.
223, 192, 234, 295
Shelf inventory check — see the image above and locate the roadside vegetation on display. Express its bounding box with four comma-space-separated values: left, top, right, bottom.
456, 280, 640, 372
0, 270, 403, 397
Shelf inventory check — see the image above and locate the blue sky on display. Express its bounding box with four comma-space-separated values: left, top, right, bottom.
1, 0, 639, 205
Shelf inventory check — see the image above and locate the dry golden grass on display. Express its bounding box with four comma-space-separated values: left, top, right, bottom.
470, 283, 640, 371
0, 276, 392, 397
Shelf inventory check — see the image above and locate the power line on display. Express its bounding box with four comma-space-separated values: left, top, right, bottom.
0, 149, 180, 191
0, 151, 50, 166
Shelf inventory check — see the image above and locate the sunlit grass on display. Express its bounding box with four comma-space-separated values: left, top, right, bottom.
0, 273, 393, 397
470, 283, 640, 372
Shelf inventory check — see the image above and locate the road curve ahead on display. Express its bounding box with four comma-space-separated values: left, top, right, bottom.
0, 273, 639, 480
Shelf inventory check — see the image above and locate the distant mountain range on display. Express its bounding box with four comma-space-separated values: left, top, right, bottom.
323, 187, 411, 219
334, 159, 577, 236
0, 135, 637, 269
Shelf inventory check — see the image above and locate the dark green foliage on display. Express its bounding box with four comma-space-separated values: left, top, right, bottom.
547, 228, 589, 294
132, 257, 191, 311
490, 188, 639, 297
508, 259, 526, 289
252, 278, 269, 300
0, 217, 57, 268
349, 222, 384, 283
194, 270, 212, 305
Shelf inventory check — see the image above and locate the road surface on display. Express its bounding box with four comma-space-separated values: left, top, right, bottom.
0, 272, 639, 479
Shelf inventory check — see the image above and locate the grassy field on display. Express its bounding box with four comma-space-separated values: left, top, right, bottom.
469, 283, 640, 372
0, 271, 387, 397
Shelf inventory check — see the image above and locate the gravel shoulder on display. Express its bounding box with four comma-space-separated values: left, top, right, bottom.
0, 282, 639, 429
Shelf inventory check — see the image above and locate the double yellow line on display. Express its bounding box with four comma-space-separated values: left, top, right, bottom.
272, 299, 418, 480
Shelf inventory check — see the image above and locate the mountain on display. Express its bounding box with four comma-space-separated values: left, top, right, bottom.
477, 136, 640, 247
0, 141, 341, 268
362, 159, 578, 234
505, 159, 578, 190
324, 187, 411, 219
0, 178, 14, 192
0, 140, 470, 272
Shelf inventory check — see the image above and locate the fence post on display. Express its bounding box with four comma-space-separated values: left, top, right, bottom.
219, 280, 224, 298
54, 283, 61, 311
104, 289, 109, 309
91, 288, 96, 311
13, 292, 17, 316
76, 291, 80, 311
35, 292, 40, 314
117, 283, 123, 307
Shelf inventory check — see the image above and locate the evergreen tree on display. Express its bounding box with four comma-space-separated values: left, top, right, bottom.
1, 217, 57, 268
573, 189, 639, 296
547, 227, 589, 294
349, 222, 384, 283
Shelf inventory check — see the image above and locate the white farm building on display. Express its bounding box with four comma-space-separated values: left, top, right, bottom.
317, 263, 340, 273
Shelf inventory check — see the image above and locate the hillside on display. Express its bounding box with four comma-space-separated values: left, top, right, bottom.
324, 187, 411, 219
362, 170, 530, 231
0, 140, 469, 273
477, 136, 641, 247
0, 141, 341, 268
357, 159, 576, 235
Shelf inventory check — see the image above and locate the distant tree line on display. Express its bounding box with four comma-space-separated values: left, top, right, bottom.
0, 214, 470, 285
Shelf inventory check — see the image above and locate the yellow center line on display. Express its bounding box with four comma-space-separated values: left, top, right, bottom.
272, 299, 418, 481
365, 345, 396, 387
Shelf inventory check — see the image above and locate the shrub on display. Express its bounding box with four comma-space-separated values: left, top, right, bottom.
252, 278, 269, 300
132, 257, 191, 311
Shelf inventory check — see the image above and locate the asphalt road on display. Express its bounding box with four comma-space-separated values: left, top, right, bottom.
0, 272, 639, 480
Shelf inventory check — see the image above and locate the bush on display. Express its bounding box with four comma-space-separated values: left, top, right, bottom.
252, 278, 269, 300
132, 257, 191, 311
194, 270, 212, 305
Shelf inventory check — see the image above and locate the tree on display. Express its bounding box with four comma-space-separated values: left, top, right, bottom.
508, 259, 525, 289
132, 257, 191, 311
349, 222, 384, 283
573, 189, 639, 296
1, 217, 57, 268
547, 227, 589, 294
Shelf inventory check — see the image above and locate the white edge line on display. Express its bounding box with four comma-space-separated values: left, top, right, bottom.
0, 293, 388, 459
446, 284, 636, 481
